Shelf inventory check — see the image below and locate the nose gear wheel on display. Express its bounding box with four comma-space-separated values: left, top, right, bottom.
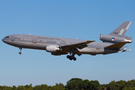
19, 48, 22, 55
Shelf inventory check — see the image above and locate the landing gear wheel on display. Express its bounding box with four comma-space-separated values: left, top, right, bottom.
19, 52, 22, 55
67, 55, 72, 60
19, 47, 22, 55
70, 58, 72, 60
73, 57, 76, 61
67, 55, 70, 58
66, 54, 77, 61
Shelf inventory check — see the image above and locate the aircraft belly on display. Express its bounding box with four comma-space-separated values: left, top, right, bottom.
6, 41, 25, 48
14, 41, 33, 48
12, 41, 46, 50
31, 42, 44, 49
78, 47, 104, 54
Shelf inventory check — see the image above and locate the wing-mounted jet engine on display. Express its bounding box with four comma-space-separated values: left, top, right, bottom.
46, 45, 60, 52
46, 45, 68, 56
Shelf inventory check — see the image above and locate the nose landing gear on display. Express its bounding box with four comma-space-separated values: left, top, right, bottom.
19, 48, 22, 55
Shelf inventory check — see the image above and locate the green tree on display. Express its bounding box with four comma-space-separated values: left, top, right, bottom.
108, 81, 116, 90
33, 84, 48, 90
90, 80, 100, 90
82, 79, 89, 90
116, 80, 127, 90
12, 86, 17, 90
17, 85, 26, 90
24, 84, 32, 89
66, 78, 83, 90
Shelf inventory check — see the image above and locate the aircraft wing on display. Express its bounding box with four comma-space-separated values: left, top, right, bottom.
60, 40, 94, 51
105, 42, 128, 49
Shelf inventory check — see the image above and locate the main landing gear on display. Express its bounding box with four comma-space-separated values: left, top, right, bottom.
19, 47, 22, 55
67, 54, 76, 61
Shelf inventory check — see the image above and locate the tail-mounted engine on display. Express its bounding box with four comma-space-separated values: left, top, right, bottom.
100, 34, 132, 43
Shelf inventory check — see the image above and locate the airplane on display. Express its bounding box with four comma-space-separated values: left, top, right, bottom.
2, 21, 132, 61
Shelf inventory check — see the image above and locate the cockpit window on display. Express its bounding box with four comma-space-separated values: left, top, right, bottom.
5, 36, 9, 38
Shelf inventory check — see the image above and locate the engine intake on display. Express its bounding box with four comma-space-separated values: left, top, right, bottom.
46, 45, 60, 52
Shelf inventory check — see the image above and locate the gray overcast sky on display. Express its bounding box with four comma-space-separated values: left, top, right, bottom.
0, 0, 135, 86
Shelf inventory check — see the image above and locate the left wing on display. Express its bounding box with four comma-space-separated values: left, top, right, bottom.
60, 40, 94, 51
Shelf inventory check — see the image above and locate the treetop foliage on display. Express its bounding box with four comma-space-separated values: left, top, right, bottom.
0, 78, 135, 90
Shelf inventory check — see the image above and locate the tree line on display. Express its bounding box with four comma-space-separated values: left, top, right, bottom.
0, 78, 135, 90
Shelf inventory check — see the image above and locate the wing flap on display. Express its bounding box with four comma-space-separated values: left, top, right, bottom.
105, 42, 128, 49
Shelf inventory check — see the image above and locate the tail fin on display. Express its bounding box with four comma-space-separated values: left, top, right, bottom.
109, 21, 131, 36
100, 21, 132, 43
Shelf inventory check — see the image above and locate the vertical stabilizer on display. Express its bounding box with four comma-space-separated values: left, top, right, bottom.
109, 21, 131, 36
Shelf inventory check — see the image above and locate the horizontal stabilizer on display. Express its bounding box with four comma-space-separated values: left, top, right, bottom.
105, 42, 128, 49
118, 49, 131, 53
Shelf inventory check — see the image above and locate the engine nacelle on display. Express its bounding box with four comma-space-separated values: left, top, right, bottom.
46, 45, 60, 52
100, 34, 132, 43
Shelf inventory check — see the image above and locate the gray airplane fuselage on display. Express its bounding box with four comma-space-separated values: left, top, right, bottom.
2, 34, 116, 55
2, 21, 132, 60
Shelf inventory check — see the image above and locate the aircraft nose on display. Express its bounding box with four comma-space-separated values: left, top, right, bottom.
2, 37, 8, 43
2, 38, 8, 44
2, 38, 5, 42
2, 36, 10, 43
